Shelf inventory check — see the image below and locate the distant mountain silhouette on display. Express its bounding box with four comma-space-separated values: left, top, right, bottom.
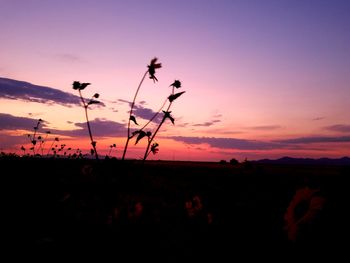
255, 156, 350, 166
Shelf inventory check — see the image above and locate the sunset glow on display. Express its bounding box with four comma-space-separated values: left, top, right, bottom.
1, 0, 349, 161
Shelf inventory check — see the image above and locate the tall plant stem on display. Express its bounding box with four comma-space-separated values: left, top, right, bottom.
143, 87, 175, 161
79, 90, 99, 160
122, 70, 148, 160
47, 140, 56, 156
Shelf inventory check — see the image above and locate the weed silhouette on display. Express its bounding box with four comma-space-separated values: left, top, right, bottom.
72, 81, 100, 159
143, 80, 185, 160
122, 58, 162, 160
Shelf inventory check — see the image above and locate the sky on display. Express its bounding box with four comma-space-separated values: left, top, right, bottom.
0, 0, 349, 161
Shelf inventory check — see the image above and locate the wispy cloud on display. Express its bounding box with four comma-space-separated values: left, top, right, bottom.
0, 77, 81, 106
117, 99, 131, 105
56, 53, 83, 63
0, 133, 27, 149
170, 136, 281, 150
275, 136, 350, 144
54, 118, 125, 137
312, 117, 325, 121
170, 134, 350, 151
193, 119, 221, 127
213, 113, 223, 118
203, 129, 244, 135
177, 122, 189, 128
248, 125, 281, 130
133, 105, 163, 123
0, 113, 125, 138
118, 99, 162, 123
0, 113, 49, 130
324, 124, 350, 133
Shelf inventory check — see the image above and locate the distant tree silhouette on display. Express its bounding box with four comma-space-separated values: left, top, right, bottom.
230, 158, 239, 165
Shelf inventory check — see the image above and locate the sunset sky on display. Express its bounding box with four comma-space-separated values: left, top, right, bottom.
1, 0, 349, 161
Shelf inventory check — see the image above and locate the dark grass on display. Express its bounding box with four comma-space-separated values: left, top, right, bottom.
3, 157, 350, 260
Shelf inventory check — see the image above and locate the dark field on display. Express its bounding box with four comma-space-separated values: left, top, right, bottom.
4, 158, 350, 261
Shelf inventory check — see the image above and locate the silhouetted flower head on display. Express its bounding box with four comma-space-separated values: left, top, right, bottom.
134, 130, 150, 144
170, 80, 181, 89
148, 57, 162, 82
151, 142, 159, 155
72, 81, 90, 90
93, 93, 99, 98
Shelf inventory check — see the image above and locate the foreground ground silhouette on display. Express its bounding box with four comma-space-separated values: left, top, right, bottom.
4, 157, 350, 261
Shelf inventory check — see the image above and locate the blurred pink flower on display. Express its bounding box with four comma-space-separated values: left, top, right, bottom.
284, 186, 326, 241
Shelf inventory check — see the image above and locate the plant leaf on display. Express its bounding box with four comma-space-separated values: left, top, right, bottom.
135, 130, 146, 145
130, 115, 139, 125
88, 100, 100, 105
80, 82, 91, 90
131, 130, 141, 138
163, 111, 175, 125
168, 91, 185, 102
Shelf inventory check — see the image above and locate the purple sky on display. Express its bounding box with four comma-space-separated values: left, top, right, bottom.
0, 0, 349, 160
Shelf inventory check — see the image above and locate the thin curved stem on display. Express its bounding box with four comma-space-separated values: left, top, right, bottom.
122, 70, 148, 160
46, 138, 58, 156
140, 96, 168, 131
79, 90, 99, 160
143, 87, 175, 161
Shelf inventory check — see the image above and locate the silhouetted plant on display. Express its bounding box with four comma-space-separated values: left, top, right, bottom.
108, 143, 117, 157
57, 144, 66, 157
47, 137, 59, 156
26, 118, 43, 155
243, 158, 253, 169
230, 158, 239, 165
20, 146, 26, 156
38, 130, 51, 156
143, 80, 185, 160
64, 147, 72, 157
71, 148, 83, 159
73, 81, 100, 159
122, 58, 162, 160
